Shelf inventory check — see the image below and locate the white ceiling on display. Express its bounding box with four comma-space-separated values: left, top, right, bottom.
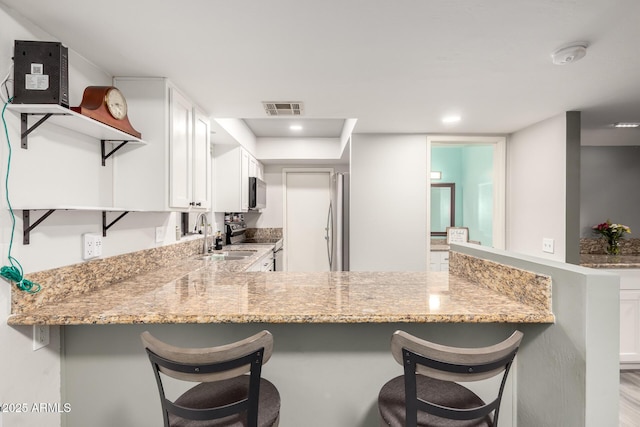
244, 118, 345, 138
2, 0, 640, 144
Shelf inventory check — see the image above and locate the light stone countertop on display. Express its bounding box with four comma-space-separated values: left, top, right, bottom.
9, 240, 554, 326
8, 251, 553, 326
580, 254, 640, 269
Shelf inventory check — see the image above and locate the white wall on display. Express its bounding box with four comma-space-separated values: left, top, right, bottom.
506, 114, 567, 261
0, 7, 186, 426
256, 137, 342, 162
350, 134, 427, 271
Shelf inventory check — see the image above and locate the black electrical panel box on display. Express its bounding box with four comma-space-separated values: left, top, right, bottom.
13, 40, 69, 107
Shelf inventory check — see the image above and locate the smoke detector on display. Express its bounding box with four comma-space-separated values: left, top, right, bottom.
262, 101, 304, 116
551, 43, 588, 65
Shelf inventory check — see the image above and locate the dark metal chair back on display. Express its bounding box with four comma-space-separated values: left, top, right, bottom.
392, 330, 523, 427
141, 330, 274, 427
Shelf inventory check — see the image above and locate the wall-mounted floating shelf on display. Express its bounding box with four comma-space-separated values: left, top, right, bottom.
17, 206, 141, 244
6, 104, 146, 165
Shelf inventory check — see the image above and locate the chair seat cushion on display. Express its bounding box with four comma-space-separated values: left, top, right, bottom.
168, 376, 280, 427
378, 375, 493, 427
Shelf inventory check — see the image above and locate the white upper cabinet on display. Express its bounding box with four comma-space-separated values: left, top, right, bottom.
112, 77, 210, 211
169, 88, 193, 208
213, 146, 262, 212
192, 109, 211, 208
249, 155, 264, 180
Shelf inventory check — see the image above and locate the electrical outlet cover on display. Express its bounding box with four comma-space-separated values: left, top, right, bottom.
33, 324, 50, 351
83, 233, 100, 260
155, 226, 165, 243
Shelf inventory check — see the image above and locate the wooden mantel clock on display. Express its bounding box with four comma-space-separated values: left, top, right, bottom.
71, 86, 142, 138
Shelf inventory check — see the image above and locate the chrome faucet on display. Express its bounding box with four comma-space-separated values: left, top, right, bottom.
196, 212, 209, 254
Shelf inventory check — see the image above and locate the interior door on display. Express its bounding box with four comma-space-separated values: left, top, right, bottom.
284, 170, 332, 272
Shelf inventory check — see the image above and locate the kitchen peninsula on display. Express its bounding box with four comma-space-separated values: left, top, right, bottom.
7, 243, 618, 427
9, 250, 553, 326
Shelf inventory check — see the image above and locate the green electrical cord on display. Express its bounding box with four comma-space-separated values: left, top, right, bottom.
0, 98, 40, 293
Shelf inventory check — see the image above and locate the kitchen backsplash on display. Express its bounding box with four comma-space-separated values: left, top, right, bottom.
449, 251, 552, 312
13, 237, 209, 313
580, 237, 640, 255
245, 228, 283, 240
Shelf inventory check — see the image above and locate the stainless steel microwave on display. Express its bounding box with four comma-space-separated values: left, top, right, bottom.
248, 177, 266, 210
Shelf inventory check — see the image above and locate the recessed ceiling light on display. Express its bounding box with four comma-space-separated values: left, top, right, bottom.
289, 125, 303, 131
613, 122, 640, 128
442, 115, 461, 124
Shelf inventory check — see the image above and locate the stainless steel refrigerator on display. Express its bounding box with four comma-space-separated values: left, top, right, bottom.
325, 172, 349, 271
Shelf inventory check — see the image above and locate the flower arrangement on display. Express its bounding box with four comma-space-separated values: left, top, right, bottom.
592, 220, 631, 255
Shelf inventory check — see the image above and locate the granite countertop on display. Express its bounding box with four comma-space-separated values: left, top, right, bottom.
8, 250, 553, 325
8, 239, 553, 326
580, 254, 640, 269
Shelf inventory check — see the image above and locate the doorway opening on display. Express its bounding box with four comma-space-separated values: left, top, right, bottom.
426, 136, 506, 259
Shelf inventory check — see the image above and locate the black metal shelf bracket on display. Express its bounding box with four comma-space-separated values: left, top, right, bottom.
101, 140, 131, 166
21, 113, 54, 149
23, 209, 56, 244
102, 211, 130, 237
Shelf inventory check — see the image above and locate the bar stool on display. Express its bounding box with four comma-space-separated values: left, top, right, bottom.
378, 330, 523, 427
141, 330, 280, 427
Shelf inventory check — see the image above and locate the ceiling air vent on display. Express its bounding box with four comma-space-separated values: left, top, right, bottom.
262, 101, 304, 116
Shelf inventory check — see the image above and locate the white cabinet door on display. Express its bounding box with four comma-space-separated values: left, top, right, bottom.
240, 149, 250, 211
249, 156, 258, 178
192, 109, 211, 209
169, 87, 193, 209
212, 146, 263, 213
113, 77, 210, 212
605, 269, 640, 366
429, 251, 441, 271
621, 290, 640, 363
256, 162, 264, 180
248, 155, 264, 180
429, 251, 449, 271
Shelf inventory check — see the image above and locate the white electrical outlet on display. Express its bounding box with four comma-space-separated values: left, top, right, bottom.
155, 226, 165, 243
33, 324, 50, 351
83, 233, 102, 260
542, 238, 555, 254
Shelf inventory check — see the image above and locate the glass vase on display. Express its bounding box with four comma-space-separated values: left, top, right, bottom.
606, 238, 620, 255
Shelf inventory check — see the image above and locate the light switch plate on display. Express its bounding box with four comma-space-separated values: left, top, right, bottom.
155, 226, 165, 243
542, 238, 554, 254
